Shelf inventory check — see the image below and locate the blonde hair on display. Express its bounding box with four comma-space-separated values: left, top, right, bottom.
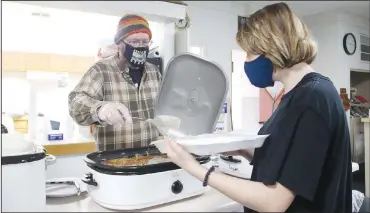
236, 2, 317, 69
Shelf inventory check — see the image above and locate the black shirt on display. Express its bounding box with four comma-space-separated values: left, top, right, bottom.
245, 73, 352, 213
128, 67, 144, 88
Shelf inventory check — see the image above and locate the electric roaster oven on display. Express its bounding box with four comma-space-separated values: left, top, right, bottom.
1, 128, 56, 212
82, 53, 229, 210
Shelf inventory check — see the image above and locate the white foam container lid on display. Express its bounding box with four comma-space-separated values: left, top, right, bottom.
151, 132, 269, 156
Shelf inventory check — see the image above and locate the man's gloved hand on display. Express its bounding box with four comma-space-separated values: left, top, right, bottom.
98, 102, 133, 126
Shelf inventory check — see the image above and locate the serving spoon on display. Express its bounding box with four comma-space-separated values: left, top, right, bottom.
95, 116, 186, 139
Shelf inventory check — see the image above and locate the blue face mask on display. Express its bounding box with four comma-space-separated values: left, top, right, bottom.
244, 55, 275, 88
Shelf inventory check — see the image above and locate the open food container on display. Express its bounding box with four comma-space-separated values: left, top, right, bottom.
154, 53, 228, 136
82, 53, 228, 210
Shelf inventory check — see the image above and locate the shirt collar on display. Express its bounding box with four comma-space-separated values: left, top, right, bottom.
112, 53, 129, 73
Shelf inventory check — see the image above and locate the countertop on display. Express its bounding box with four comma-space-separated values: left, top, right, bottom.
46, 188, 244, 212
40, 139, 94, 146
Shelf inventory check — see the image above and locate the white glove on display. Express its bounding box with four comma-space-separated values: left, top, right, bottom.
98, 102, 133, 126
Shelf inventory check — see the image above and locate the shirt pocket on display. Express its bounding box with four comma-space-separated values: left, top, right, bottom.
141, 79, 160, 107
146, 79, 160, 98
103, 80, 138, 105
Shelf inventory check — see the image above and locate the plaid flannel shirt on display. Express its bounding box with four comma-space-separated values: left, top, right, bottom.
68, 54, 161, 151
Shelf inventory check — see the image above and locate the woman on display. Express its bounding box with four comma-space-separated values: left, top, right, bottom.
165, 2, 352, 213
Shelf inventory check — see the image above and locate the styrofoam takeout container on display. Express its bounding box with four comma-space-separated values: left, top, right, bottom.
150, 133, 269, 156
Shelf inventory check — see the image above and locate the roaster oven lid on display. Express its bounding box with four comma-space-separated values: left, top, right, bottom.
155, 53, 228, 136
2, 149, 46, 165
84, 146, 210, 175
1, 132, 46, 165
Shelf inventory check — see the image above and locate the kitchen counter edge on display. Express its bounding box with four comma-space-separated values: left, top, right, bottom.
43, 141, 95, 156
43, 135, 165, 156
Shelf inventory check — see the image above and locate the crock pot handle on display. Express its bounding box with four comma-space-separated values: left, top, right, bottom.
81, 173, 98, 186
83, 156, 97, 166
45, 154, 57, 166
220, 155, 242, 163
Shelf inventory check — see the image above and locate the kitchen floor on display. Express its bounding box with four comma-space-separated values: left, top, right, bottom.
352, 163, 365, 193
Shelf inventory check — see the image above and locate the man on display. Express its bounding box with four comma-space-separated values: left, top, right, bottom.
68, 14, 161, 151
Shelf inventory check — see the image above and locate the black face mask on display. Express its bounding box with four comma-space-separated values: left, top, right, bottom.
122, 42, 149, 68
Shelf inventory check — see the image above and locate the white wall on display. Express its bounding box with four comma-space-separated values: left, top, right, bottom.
182, 2, 250, 132
338, 13, 370, 72
185, 1, 250, 100
303, 10, 370, 92
303, 10, 370, 124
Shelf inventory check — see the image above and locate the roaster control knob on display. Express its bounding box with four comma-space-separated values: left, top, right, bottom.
84, 173, 93, 180
171, 180, 183, 194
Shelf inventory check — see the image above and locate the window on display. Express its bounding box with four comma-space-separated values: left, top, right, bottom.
2, 2, 164, 56
360, 34, 370, 63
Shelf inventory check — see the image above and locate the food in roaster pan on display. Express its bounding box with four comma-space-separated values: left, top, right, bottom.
103, 153, 172, 167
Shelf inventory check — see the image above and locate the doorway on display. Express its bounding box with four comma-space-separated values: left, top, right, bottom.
231, 49, 260, 133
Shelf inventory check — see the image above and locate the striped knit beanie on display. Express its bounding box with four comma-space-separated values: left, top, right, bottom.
114, 14, 152, 45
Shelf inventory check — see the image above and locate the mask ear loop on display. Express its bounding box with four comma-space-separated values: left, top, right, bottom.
271, 87, 278, 115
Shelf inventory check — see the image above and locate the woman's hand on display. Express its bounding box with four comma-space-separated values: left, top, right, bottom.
164, 138, 200, 170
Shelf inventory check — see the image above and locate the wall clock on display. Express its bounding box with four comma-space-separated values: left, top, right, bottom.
175, 13, 190, 30
343, 33, 357, 55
